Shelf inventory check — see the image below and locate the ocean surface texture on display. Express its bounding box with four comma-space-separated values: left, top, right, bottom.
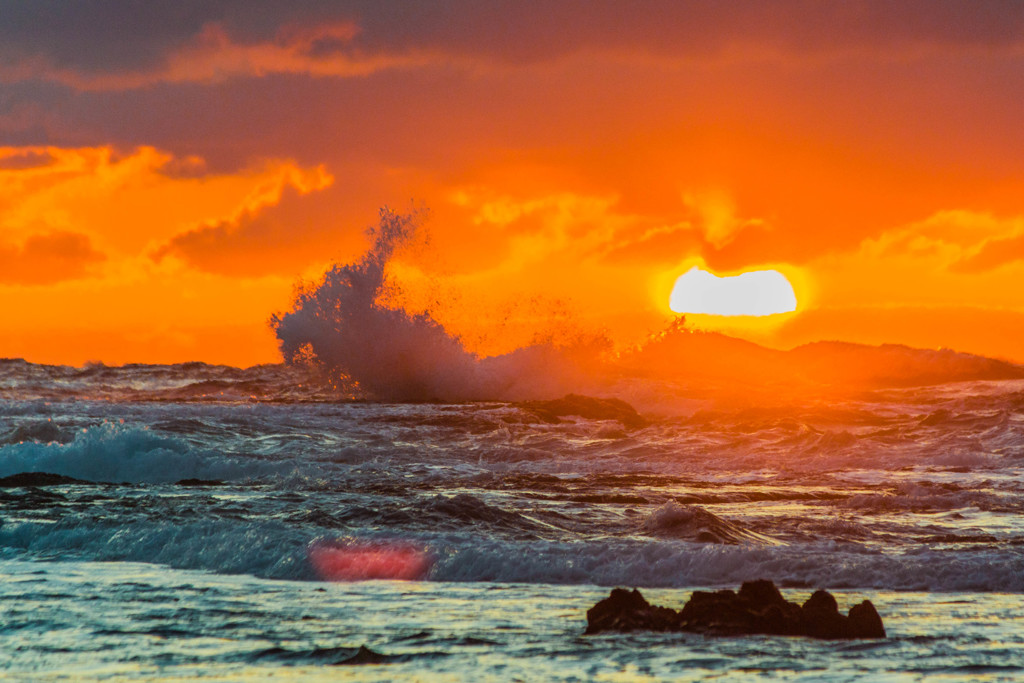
2, 361, 1024, 681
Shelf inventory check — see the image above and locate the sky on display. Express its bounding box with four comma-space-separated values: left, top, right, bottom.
2, 0, 1024, 366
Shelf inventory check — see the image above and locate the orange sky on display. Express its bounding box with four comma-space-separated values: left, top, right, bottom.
2, 1, 1024, 366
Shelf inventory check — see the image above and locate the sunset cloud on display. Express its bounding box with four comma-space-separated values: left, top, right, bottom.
807, 210, 1024, 312
153, 167, 338, 276
2, 3, 1024, 364
0, 145, 332, 256
0, 232, 105, 285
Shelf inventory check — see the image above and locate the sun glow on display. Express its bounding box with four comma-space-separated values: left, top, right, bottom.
669, 267, 798, 317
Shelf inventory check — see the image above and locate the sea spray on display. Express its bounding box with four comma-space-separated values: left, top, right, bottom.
270, 208, 603, 401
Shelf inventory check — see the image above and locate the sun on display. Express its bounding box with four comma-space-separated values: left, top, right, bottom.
669, 267, 798, 317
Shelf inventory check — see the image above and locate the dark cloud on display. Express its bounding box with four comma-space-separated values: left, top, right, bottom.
2, 1, 1023, 87
0, 232, 106, 285
0, 1, 211, 73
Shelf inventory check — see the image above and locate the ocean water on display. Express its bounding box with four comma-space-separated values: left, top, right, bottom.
2, 361, 1024, 681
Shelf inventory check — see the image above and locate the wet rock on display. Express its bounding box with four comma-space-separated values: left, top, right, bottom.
520, 394, 646, 428
800, 589, 847, 638
338, 645, 389, 665
585, 588, 680, 634
586, 580, 885, 639
847, 600, 886, 638
0, 472, 89, 487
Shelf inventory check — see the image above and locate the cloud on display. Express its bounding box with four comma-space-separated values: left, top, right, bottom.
153, 165, 337, 276
805, 210, 1024, 313
598, 222, 704, 266
952, 232, 1024, 273
4, 2, 1024, 90
682, 189, 767, 249
859, 210, 1024, 269
0, 232, 105, 285
0, 144, 339, 284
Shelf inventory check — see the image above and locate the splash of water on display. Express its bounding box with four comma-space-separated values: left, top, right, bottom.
270, 208, 600, 401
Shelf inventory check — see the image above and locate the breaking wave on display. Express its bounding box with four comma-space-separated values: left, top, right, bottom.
0, 422, 290, 484
4, 518, 1024, 591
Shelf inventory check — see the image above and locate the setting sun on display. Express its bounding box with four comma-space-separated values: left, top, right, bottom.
669, 267, 798, 317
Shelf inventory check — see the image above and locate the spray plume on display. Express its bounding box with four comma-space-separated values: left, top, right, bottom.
270, 208, 601, 401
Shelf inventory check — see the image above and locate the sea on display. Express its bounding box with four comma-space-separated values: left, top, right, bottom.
4, 214, 1024, 681
2, 359, 1024, 682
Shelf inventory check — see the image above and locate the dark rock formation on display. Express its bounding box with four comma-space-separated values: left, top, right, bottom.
585, 588, 680, 633
338, 645, 389, 665
0, 472, 89, 487
586, 579, 885, 639
521, 394, 646, 428
175, 478, 226, 487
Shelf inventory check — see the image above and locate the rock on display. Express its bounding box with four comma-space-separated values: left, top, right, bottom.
585, 588, 679, 634
800, 589, 848, 639
0, 472, 89, 487
338, 645, 389, 665
847, 600, 886, 638
520, 394, 647, 428
175, 478, 226, 487
586, 580, 885, 639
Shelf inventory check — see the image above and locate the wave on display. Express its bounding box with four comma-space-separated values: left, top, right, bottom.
0, 360, 335, 403
428, 537, 1024, 591
4, 517, 1023, 591
0, 518, 314, 580
641, 502, 783, 545
0, 422, 290, 484
838, 481, 1010, 513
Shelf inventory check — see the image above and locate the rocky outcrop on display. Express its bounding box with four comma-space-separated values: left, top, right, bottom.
0, 472, 89, 487
585, 580, 885, 639
520, 394, 646, 428
339, 645, 389, 665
